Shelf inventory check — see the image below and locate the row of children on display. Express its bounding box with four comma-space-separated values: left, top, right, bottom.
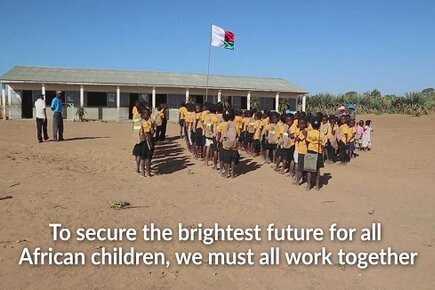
178, 102, 373, 189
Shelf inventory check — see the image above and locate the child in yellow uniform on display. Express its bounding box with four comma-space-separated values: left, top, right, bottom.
184, 104, 195, 153
264, 112, 280, 164
193, 104, 204, 159
213, 104, 225, 170
244, 110, 256, 155
219, 109, 240, 178
327, 115, 338, 163
202, 103, 218, 166
348, 119, 357, 159
132, 100, 143, 162
294, 118, 308, 185
235, 111, 244, 150
178, 102, 187, 138
139, 108, 156, 177
276, 114, 296, 175
306, 118, 326, 190
252, 112, 263, 157
261, 110, 270, 161
274, 114, 286, 168
337, 115, 350, 164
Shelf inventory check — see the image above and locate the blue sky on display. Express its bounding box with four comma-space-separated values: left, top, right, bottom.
0, 0, 434, 95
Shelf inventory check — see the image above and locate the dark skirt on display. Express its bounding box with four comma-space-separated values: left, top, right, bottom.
307, 150, 325, 170
266, 142, 277, 150
194, 128, 205, 146
261, 135, 267, 149
132, 143, 142, 157
140, 140, 154, 160
220, 148, 240, 164
253, 139, 261, 154
244, 132, 254, 143
179, 119, 185, 127
281, 146, 295, 161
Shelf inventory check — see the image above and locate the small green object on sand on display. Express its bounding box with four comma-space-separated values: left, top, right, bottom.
109, 201, 131, 210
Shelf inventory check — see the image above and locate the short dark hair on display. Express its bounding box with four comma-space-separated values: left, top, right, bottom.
223, 108, 235, 121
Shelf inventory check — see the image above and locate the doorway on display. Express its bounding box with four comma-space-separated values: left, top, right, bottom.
21, 90, 33, 118
155, 94, 167, 108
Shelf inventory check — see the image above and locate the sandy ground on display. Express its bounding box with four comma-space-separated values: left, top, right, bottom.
0, 114, 434, 290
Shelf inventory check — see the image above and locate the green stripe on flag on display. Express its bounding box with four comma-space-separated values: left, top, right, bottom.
224, 41, 234, 50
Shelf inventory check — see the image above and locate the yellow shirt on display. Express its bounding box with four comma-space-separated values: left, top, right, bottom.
307, 129, 326, 154
296, 130, 308, 154
274, 122, 285, 140
203, 112, 218, 136
242, 117, 250, 131
235, 116, 243, 131
327, 123, 338, 140
179, 107, 187, 119
293, 119, 299, 127
348, 126, 357, 142
253, 120, 262, 140
339, 124, 350, 144
132, 106, 141, 130
261, 117, 269, 128
185, 112, 194, 126
195, 112, 203, 130
215, 113, 224, 133
132, 106, 140, 120
141, 119, 155, 133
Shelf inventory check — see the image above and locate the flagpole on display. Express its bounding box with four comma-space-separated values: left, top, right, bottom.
205, 25, 212, 103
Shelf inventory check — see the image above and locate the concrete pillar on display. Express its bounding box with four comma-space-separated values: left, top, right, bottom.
7, 85, 11, 119
275, 93, 280, 111
152, 87, 156, 109
247, 91, 251, 110
185, 88, 189, 103
41, 84, 46, 95
80, 85, 84, 107
217, 90, 222, 103
116, 86, 120, 109
302, 95, 307, 112
1, 84, 5, 120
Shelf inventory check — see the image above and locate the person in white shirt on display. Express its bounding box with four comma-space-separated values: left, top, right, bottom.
35, 94, 49, 143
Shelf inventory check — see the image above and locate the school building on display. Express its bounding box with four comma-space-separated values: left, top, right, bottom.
0, 66, 308, 121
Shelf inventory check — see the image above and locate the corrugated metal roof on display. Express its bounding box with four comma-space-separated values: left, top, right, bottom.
0, 66, 308, 94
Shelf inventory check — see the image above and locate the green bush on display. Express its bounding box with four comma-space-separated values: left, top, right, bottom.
301, 90, 434, 116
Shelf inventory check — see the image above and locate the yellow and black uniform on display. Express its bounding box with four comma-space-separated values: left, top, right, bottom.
138, 118, 156, 160
178, 106, 187, 127
338, 123, 350, 163
219, 121, 240, 164
193, 111, 205, 146
243, 117, 256, 143
265, 123, 279, 150
295, 129, 308, 170
132, 106, 143, 157
252, 119, 263, 154
279, 123, 296, 161
306, 129, 326, 169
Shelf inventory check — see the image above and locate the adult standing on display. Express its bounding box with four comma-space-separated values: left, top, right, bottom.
35, 94, 49, 143
51, 91, 64, 141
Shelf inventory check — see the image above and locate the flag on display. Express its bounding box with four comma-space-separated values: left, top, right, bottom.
211, 25, 235, 50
